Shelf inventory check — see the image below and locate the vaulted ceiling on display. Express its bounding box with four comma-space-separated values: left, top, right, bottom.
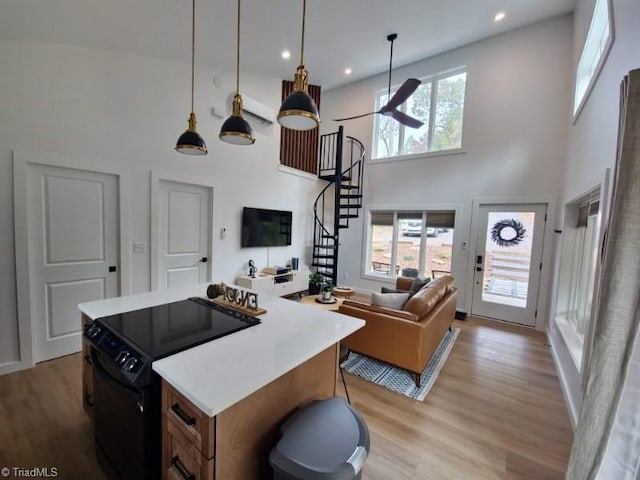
0, 0, 575, 90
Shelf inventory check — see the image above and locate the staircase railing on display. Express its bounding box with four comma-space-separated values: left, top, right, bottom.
312, 126, 366, 285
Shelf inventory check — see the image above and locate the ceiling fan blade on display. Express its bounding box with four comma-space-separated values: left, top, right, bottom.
390, 109, 424, 128
383, 78, 421, 111
332, 111, 379, 122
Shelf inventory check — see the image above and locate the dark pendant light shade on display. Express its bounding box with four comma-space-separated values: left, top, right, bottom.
175, 0, 207, 155
219, 0, 255, 146
220, 95, 255, 145
176, 113, 207, 154
277, 0, 320, 131
278, 69, 320, 131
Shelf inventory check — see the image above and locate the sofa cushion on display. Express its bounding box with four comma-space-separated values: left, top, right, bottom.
410, 276, 431, 292
371, 292, 410, 310
340, 300, 419, 322
402, 276, 453, 317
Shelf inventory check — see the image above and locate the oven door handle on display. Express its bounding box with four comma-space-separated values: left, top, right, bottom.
90, 348, 142, 403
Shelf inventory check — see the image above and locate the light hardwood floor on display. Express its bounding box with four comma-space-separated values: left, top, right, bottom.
0, 316, 572, 480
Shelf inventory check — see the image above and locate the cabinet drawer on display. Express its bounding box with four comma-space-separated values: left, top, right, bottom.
162, 381, 215, 458
164, 418, 214, 480
273, 281, 293, 295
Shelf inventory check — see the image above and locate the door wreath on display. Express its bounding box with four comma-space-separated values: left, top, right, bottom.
490, 218, 526, 247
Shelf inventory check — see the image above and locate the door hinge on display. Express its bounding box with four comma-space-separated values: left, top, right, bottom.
535, 310, 538, 318
539, 262, 543, 270
544, 213, 548, 222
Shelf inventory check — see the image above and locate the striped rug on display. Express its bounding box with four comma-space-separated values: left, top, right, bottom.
340, 327, 460, 401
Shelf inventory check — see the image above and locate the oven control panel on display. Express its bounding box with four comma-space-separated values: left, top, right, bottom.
84, 323, 147, 383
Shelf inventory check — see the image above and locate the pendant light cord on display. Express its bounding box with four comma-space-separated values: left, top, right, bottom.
300, 0, 306, 65
236, 0, 241, 94
191, 0, 196, 114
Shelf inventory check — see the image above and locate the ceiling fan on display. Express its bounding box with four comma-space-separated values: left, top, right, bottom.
333, 33, 424, 128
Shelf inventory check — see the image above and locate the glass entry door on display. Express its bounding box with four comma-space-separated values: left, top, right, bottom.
471, 203, 548, 326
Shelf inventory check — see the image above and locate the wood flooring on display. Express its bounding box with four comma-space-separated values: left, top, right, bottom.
0, 316, 573, 480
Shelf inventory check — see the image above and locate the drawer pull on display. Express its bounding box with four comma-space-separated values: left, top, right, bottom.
171, 403, 196, 426
171, 455, 196, 480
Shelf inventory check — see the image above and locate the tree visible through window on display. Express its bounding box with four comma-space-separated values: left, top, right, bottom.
373, 70, 466, 159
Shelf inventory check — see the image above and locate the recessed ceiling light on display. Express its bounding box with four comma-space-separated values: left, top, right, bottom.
344, 68, 352, 75
494, 11, 506, 22
281, 50, 291, 60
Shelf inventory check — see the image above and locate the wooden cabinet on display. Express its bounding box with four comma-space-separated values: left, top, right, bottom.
236, 269, 309, 298
162, 382, 215, 480
81, 313, 94, 422
161, 344, 338, 480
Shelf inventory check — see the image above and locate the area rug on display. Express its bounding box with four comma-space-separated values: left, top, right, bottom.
340, 327, 460, 401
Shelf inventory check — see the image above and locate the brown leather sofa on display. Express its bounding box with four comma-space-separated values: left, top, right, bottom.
338, 275, 457, 387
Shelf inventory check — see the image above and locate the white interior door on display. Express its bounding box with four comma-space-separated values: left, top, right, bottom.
471, 203, 547, 326
28, 164, 119, 362
158, 180, 211, 289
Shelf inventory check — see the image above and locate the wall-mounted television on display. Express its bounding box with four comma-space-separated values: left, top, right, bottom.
241, 207, 292, 247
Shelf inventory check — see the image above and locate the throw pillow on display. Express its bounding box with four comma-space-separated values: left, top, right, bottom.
381, 287, 406, 294
371, 292, 410, 310
410, 276, 431, 293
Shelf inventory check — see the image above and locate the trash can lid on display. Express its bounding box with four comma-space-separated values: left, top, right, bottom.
270, 397, 369, 480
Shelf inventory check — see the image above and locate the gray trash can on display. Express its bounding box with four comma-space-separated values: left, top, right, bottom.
270, 397, 370, 480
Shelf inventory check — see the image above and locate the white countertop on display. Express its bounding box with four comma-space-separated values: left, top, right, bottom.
79, 284, 364, 417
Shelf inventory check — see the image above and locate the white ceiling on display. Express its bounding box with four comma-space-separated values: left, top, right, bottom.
0, 0, 575, 90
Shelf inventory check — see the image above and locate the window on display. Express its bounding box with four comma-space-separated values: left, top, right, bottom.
367, 210, 455, 280
554, 188, 603, 370
373, 70, 467, 160
573, 0, 613, 118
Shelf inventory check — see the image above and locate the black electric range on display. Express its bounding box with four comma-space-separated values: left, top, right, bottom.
84, 297, 260, 480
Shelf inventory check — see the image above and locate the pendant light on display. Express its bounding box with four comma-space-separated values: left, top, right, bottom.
219, 0, 255, 145
175, 0, 207, 155
277, 0, 320, 131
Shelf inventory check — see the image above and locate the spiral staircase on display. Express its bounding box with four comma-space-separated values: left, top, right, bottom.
312, 126, 365, 286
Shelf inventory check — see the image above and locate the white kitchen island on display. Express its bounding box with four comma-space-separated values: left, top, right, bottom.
79, 283, 364, 480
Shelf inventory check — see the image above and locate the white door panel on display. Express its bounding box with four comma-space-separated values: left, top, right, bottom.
46, 279, 104, 338
28, 165, 119, 362
167, 267, 201, 289
158, 180, 211, 289
471, 203, 547, 326
168, 191, 203, 254
44, 176, 106, 263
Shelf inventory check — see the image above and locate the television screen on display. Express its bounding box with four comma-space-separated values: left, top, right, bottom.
241, 207, 292, 247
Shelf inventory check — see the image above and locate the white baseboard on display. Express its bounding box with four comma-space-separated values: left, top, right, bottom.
0, 360, 30, 376
548, 328, 579, 430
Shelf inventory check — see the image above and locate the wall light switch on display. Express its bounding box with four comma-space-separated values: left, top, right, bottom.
133, 242, 146, 254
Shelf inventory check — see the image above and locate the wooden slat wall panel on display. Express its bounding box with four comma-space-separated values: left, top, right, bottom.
279, 80, 321, 175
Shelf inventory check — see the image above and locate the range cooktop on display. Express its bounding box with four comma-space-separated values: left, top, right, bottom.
95, 297, 261, 360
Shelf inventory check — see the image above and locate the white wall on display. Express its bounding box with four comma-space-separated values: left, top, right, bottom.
321, 16, 573, 324
0, 40, 323, 370
547, 0, 640, 426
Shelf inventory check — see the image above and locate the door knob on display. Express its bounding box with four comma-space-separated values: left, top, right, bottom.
109, 266, 117, 272
200, 257, 208, 263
